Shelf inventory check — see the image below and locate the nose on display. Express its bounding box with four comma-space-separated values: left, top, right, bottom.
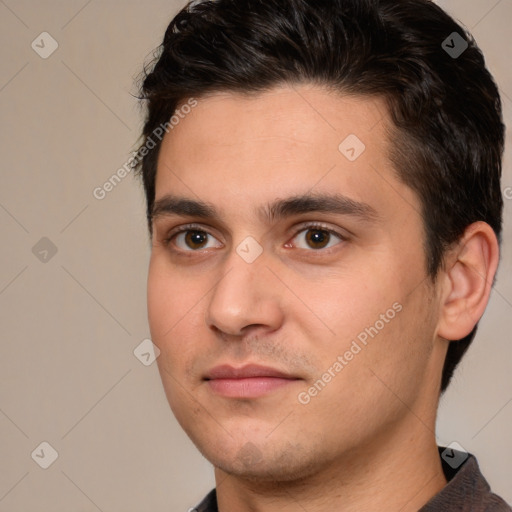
204, 247, 284, 339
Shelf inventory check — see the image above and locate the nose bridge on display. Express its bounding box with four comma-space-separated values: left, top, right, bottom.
205, 241, 282, 336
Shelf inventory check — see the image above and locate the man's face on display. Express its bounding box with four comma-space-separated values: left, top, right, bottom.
148, 86, 445, 480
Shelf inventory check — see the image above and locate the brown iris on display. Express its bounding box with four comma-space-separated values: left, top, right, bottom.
185, 230, 208, 249
304, 229, 330, 249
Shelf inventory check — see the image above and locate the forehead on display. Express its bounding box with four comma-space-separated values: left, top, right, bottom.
154, 85, 416, 223
158, 86, 387, 169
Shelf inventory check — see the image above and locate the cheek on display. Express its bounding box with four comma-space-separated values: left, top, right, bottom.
296, 264, 429, 388
297, 270, 391, 346
147, 265, 171, 341
147, 258, 206, 371
148, 264, 196, 418
147, 257, 191, 340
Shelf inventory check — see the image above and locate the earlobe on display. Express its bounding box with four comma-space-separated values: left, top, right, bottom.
437, 222, 499, 341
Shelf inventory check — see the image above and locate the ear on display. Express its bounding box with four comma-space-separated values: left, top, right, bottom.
437, 221, 500, 341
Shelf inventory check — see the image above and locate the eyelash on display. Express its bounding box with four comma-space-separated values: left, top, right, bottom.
162, 222, 347, 253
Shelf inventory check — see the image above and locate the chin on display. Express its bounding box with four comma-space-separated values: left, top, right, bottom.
198, 438, 327, 483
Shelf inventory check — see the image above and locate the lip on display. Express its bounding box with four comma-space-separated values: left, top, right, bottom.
204, 364, 301, 398
205, 364, 296, 380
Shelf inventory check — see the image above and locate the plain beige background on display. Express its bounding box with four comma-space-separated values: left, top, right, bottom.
0, 0, 511, 510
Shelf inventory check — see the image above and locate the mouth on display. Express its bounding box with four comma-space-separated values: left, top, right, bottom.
204, 364, 302, 398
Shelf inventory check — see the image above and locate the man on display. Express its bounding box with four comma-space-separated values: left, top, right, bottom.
135, 0, 511, 510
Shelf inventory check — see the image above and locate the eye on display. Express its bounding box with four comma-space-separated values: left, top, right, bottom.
164, 225, 222, 252
289, 224, 346, 250
162, 223, 346, 253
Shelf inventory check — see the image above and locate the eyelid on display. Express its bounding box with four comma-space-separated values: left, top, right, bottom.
291, 221, 348, 238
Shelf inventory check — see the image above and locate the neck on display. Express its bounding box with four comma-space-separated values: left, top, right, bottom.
215, 421, 447, 512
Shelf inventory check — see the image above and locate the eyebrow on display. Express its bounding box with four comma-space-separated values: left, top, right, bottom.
151, 192, 379, 225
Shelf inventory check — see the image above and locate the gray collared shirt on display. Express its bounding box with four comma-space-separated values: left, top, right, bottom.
192, 449, 511, 511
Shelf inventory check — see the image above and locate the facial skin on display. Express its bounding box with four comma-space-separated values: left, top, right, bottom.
147, 85, 498, 511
